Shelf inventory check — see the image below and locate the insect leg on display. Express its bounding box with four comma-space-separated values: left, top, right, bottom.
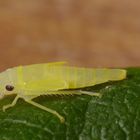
24, 99, 65, 123
79, 90, 102, 97
2, 95, 20, 111
46, 90, 102, 98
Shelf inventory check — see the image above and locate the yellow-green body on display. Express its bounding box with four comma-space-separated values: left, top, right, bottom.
0, 62, 127, 122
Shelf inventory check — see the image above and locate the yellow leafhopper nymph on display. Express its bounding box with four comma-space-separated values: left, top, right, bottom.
0, 62, 126, 123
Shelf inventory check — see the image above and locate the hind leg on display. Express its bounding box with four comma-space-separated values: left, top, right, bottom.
79, 90, 102, 97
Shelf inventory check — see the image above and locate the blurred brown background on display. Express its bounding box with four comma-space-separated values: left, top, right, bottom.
0, 0, 140, 71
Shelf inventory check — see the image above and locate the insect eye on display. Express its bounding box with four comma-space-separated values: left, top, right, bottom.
5, 85, 14, 91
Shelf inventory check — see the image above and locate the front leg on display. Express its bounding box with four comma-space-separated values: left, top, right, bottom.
3, 95, 20, 111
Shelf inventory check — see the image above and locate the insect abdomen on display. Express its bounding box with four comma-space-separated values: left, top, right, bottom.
65, 67, 95, 88
63, 67, 126, 89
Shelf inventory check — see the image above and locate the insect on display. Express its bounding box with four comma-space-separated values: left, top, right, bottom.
0, 62, 126, 123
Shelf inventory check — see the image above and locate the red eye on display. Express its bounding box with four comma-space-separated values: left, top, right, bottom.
5, 85, 14, 91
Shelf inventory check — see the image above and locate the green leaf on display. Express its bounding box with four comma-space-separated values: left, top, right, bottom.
0, 68, 140, 140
